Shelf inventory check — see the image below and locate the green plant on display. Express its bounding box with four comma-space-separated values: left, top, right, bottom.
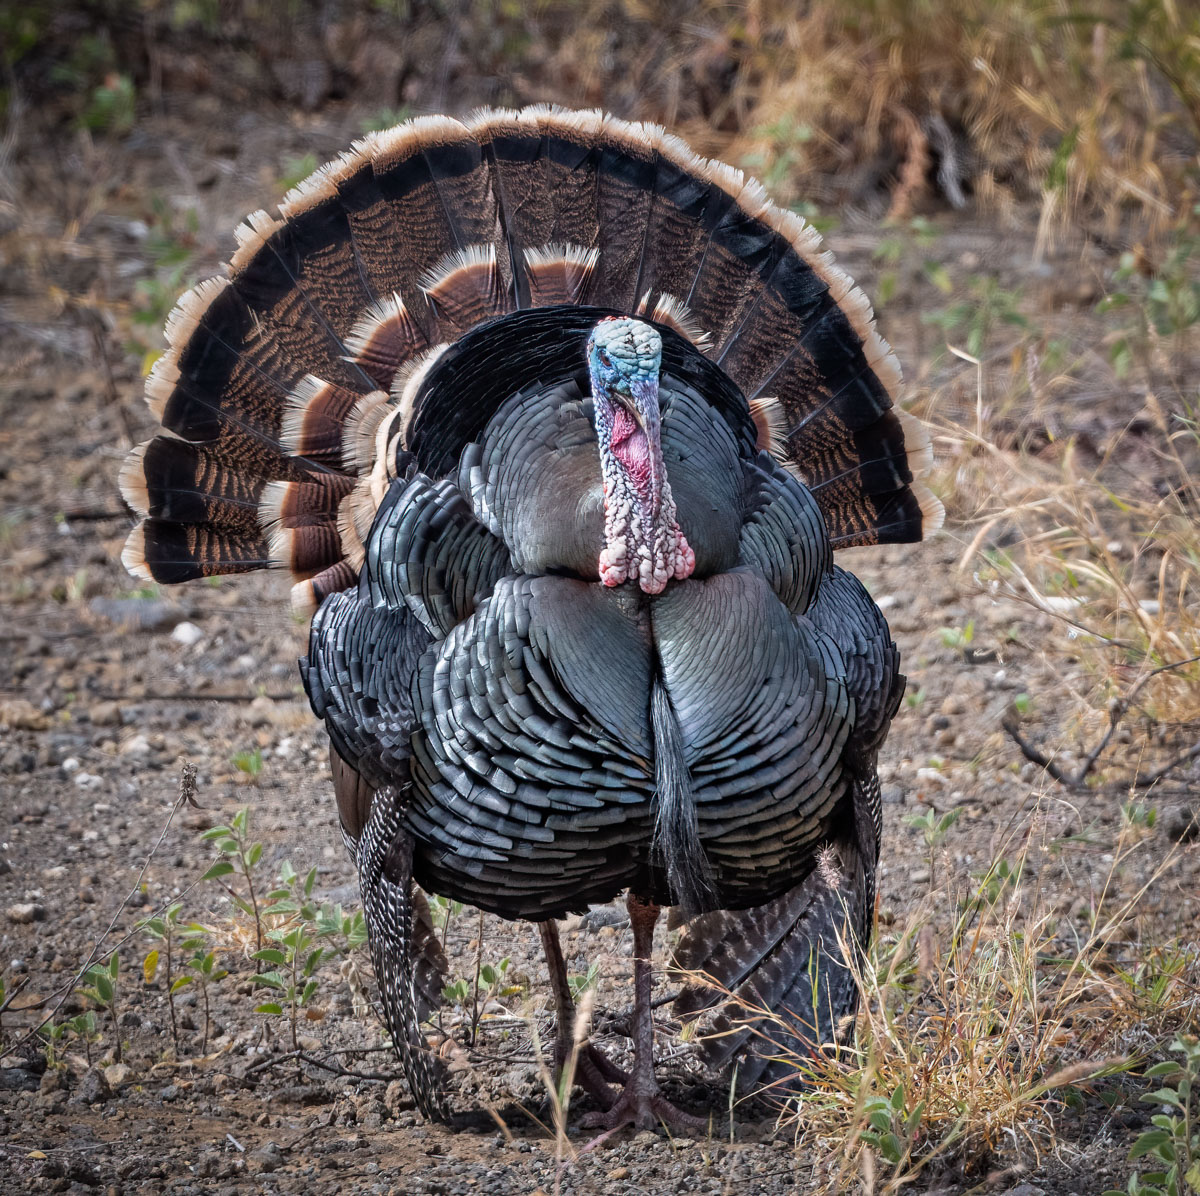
176, 930, 228, 1057
938, 619, 976, 657
253, 859, 368, 1051
77, 954, 122, 1063
858, 1083, 928, 1169
567, 961, 601, 1002
359, 105, 414, 133
140, 901, 185, 1053
1123, 801, 1159, 831
231, 747, 264, 782
1100, 222, 1200, 384
44, 1011, 101, 1069
277, 153, 319, 193
926, 275, 1029, 358
1104, 1035, 1200, 1196
201, 807, 267, 962
80, 72, 136, 135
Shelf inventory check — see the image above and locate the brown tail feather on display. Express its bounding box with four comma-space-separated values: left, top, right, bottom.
124, 105, 938, 601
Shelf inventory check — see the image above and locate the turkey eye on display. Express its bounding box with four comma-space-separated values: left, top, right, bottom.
598, 351, 611, 369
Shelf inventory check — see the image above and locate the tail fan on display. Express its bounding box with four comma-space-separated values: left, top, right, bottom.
122, 106, 940, 613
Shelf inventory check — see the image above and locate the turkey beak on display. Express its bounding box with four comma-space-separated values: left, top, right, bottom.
611, 391, 647, 431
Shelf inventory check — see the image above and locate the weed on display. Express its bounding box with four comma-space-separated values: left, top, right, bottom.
926, 276, 1029, 360
1105, 1034, 1200, 1196
201, 807, 267, 963
77, 954, 122, 1063
231, 747, 264, 782
253, 859, 367, 1051
139, 901, 186, 1053
44, 1012, 100, 1069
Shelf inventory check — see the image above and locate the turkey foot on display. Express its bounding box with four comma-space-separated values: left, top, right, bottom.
538, 921, 627, 1107
579, 895, 709, 1140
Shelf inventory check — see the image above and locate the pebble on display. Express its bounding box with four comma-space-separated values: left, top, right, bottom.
88, 597, 183, 632
89, 701, 123, 727
76, 1068, 111, 1105
171, 621, 205, 646
249, 1143, 284, 1174
103, 1063, 132, 1089
119, 734, 152, 757
7, 902, 45, 924
73, 771, 105, 789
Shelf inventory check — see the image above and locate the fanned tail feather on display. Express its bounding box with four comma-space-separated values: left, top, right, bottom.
123, 104, 939, 603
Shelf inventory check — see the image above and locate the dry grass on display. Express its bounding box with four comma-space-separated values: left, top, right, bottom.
690, 809, 1199, 1192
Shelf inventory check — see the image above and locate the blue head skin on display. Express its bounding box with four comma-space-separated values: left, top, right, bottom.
586, 317, 694, 594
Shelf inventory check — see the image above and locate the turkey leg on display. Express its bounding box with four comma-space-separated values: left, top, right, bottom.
581, 894, 709, 1136
538, 920, 625, 1107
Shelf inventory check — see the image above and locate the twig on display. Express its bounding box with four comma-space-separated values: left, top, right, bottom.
1003, 654, 1200, 790
244, 1048, 398, 1083
1001, 719, 1073, 786
1, 763, 196, 1058
1134, 740, 1200, 790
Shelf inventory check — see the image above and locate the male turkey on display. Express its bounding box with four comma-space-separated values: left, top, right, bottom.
120, 106, 940, 1129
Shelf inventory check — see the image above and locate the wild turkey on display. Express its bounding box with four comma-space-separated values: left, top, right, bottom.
120, 106, 940, 1129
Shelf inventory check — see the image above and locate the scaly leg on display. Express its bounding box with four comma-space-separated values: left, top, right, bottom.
581, 894, 709, 1136
538, 920, 625, 1105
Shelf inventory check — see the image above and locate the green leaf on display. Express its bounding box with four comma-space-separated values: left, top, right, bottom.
1131, 1129, 1172, 1159
304, 867, 317, 898
1143, 1087, 1183, 1108
255, 1002, 284, 1015
303, 948, 324, 977
1145, 1062, 1183, 1077
93, 976, 114, 1004
170, 976, 192, 994
253, 971, 285, 990
301, 979, 319, 1005
202, 860, 235, 881
252, 948, 287, 966
246, 841, 263, 868
924, 261, 953, 295
200, 826, 232, 841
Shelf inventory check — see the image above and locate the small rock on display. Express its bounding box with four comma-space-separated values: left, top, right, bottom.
0, 1067, 39, 1092
77, 1068, 111, 1105
7, 902, 45, 924
1166, 806, 1199, 844
103, 1063, 132, 1089
882, 785, 905, 805
73, 772, 104, 789
89, 701, 122, 727
171, 621, 204, 646
88, 597, 183, 632
249, 1142, 283, 1174
1000, 1186, 1045, 1196
607, 1167, 631, 1180
0, 699, 51, 731
160, 1083, 180, 1102
120, 734, 152, 757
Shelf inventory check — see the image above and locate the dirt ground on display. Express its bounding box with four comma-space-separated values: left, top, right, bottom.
1, 89, 1198, 1196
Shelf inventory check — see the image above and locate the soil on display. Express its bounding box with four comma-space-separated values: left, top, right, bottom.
1, 93, 1197, 1196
